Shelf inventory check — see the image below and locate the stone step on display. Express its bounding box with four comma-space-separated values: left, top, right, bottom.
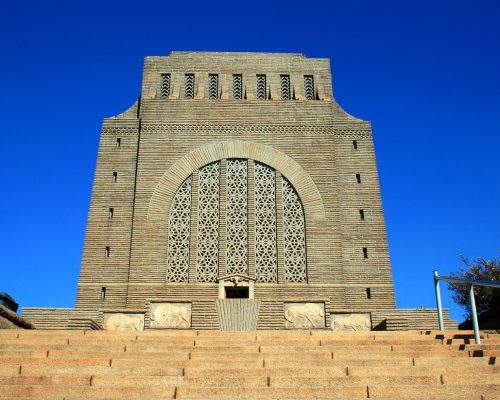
348, 365, 500, 376
16, 365, 183, 377
1, 363, 496, 379
367, 384, 499, 399
175, 385, 368, 399
0, 337, 460, 347
0, 384, 176, 399
2, 336, 497, 350
413, 356, 495, 367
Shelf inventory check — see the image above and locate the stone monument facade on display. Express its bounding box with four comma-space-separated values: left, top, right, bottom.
22, 52, 456, 331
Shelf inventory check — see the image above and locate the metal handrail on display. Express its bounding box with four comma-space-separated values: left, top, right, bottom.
433, 270, 500, 344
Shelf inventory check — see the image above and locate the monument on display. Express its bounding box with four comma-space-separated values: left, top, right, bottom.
22, 52, 455, 331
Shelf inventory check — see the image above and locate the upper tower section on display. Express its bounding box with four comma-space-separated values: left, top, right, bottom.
141, 51, 333, 102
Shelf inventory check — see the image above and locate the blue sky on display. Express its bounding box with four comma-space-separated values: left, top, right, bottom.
1, 0, 498, 322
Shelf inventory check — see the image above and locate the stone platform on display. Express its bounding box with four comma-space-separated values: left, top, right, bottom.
0, 329, 498, 399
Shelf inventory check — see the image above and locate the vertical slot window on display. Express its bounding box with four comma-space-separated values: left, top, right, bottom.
366, 288, 372, 299
112, 172, 117, 182
256, 74, 266, 100
160, 73, 171, 99
356, 173, 361, 184
184, 74, 195, 99
108, 207, 114, 219
353, 140, 358, 149
280, 75, 290, 100
105, 246, 110, 258
359, 209, 365, 221
304, 75, 315, 100
116, 138, 121, 148
208, 74, 218, 99
232, 74, 242, 99
101, 287, 106, 300
363, 247, 368, 259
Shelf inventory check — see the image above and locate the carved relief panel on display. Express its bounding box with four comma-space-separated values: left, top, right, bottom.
284, 303, 325, 329
150, 302, 192, 329
103, 313, 145, 332
331, 313, 371, 331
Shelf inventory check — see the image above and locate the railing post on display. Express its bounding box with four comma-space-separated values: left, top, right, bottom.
433, 270, 444, 331
468, 284, 481, 344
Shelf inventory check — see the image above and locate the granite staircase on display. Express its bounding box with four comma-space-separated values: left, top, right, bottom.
0, 329, 498, 399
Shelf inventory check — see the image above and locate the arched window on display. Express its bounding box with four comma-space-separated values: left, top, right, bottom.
166, 159, 306, 283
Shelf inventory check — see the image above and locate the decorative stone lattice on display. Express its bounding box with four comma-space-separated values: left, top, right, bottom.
283, 177, 307, 282
226, 159, 248, 275
304, 75, 314, 100
166, 159, 307, 284
166, 176, 192, 282
255, 162, 277, 282
196, 162, 220, 282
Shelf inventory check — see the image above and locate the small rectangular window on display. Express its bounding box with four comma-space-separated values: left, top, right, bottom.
112, 172, 118, 182
356, 173, 361, 184
160, 73, 171, 99
105, 246, 110, 257
304, 75, 315, 100
108, 207, 114, 219
366, 288, 372, 299
256, 75, 266, 100
184, 74, 195, 99
116, 138, 121, 148
233, 74, 242, 100
208, 74, 218, 100
363, 247, 368, 258
359, 209, 365, 220
353, 140, 358, 149
280, 75, 290, 100
101, 287, 106, 300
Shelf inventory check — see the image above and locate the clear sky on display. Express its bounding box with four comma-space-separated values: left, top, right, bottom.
1, 0, 499, 323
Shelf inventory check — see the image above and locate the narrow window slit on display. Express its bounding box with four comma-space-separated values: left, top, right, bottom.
356, 173, 361, 184
112, 172, 117, 182
256, 75, 266, 100
366, 288, 372, 299
363, 247, 368, 258
233, 74, 242, 100
208, 74, 219, 99
353, 140, 358, 149
105, 246, 110, 258
280, 75, 290, 100
160, 73, 171, 99
184, 74, 195, 99
359, 209, 365, 220
304, 75, 315, 100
